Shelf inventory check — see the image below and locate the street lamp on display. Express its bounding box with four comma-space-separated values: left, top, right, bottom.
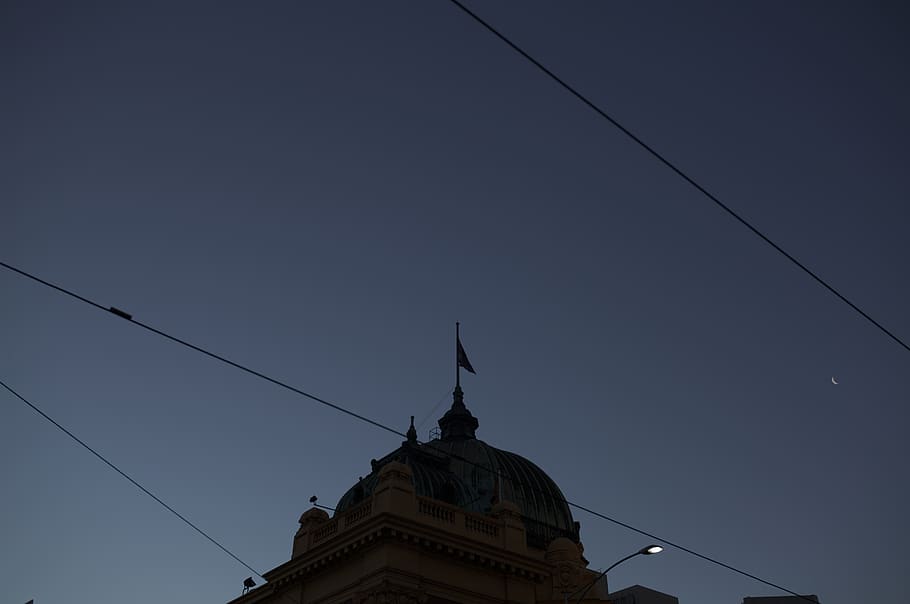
570, 545, 664, 603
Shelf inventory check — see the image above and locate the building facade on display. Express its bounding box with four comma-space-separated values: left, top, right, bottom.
228, 386, 611, 604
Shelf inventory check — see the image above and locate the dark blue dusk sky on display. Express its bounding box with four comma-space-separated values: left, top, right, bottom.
3, 2, 909, 603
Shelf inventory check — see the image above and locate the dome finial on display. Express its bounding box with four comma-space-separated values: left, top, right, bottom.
453, 384, 466, 409
438, 384, 478, 440
406, 415, 417, 443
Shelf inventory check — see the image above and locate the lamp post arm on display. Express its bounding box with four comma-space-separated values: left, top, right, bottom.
573, 551, 640, 603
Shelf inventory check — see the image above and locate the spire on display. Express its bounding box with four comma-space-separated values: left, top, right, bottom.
406, 415, 417, 443
440, 323, 479, 440
438, 384, 479, 440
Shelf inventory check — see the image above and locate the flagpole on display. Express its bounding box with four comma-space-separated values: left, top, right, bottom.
455, 321, 461, 388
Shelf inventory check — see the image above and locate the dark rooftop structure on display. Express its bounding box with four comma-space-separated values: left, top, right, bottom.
336, 385, 579, 549
609, 585, 679, 604
743, 597, 820, 603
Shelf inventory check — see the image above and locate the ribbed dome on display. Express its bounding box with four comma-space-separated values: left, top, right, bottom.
336, 387, 578, 549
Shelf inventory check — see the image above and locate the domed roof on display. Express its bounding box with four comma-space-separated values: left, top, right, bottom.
336, 386, 578, 549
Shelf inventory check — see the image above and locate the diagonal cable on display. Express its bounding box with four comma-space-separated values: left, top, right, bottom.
0, 377, 264, 579
0, 260, 404, 440
444, 0, 908, 356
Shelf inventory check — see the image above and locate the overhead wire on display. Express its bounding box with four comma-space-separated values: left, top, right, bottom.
0, 377, 263, 579
2, 260, 816, 601
415, 387, 453, 432
1, 377, 319, 604
443, 0, 909, 357
0, 260, 402, 441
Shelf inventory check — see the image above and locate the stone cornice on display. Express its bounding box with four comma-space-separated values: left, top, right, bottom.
267, 510, 551, 590
227, 461, 582, 604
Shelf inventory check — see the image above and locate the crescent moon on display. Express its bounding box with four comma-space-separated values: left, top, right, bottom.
831, 377, 838, 385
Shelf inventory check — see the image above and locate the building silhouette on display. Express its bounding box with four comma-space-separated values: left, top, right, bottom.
608, 585, 679, 604
227, 386, 627, 604
742, 597, 819, 604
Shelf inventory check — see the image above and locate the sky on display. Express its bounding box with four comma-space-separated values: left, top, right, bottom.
2, 2, 909, 603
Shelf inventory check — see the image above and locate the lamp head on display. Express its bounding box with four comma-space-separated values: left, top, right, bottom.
640, 545, 663, 555
243, 577, 256, 588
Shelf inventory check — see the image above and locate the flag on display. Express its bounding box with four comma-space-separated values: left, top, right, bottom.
457, 337, 476, 374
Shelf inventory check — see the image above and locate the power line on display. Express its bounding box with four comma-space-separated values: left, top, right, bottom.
416, 387, 453, 432
0, 377, 264, 579
0, 260, 403, 441
444, 0, 909, 357
2, 377, 307, 604
2, 260, 816, 601
420, 438, 817, 602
